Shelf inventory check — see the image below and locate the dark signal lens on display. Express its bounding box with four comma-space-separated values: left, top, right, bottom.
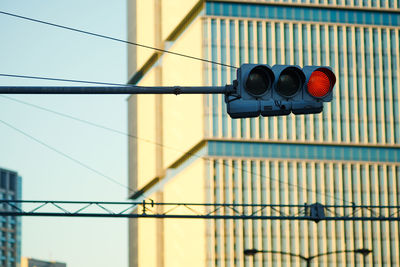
245, 66, 274, 96
307, 70, 331, 98
276, 67, 304, 97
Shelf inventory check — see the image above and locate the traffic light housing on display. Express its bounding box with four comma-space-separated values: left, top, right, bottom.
225, 64, 336, 118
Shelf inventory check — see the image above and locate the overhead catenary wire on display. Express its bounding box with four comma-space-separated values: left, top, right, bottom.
0, 95, 352, 205
0, 10, 237, 70
0, 118, 134, 193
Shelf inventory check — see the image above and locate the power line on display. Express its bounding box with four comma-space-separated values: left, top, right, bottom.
0, 73, 133, 87
0, 95, 350, 205
0, 118, 134, 193
0, 10, 237, 70
0, 94, 160, 144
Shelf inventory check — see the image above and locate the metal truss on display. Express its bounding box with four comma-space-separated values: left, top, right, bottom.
0, 200, 399, 222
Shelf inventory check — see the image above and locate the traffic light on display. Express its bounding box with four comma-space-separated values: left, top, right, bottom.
225, 64, 336, 118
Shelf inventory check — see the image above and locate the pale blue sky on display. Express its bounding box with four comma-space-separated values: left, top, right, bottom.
0, 1, 129, 266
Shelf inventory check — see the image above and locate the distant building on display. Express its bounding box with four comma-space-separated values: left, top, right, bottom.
21, 258, 66, 267
0, 167, 22, 267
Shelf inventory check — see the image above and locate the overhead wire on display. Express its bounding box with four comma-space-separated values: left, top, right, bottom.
0, 73, 134, 87
0, 118, 135, 194
0, 95, 352, 205
0, 10, 237, 70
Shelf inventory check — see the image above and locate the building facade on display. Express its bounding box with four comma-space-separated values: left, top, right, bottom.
21, 258, 66, 267
0, 167, 22, 267
127, 1, 400, 266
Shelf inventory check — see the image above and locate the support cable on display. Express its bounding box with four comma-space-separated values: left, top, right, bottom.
0, 73, 131, 87
0, 118, 134, 193
0, 10, 237, 69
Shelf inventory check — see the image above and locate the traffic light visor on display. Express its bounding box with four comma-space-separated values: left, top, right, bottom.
307, 68, 336, 98
276, 67, 305, 98
245, 66, 274, 97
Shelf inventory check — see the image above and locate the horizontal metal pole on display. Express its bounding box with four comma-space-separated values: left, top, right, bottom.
0, 212, 399, 221
0, 85, 233, 94
1, 199, 400, 209
1, 200, 399, 221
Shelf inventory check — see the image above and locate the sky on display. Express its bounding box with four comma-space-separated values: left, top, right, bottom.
0, 1, 130, 266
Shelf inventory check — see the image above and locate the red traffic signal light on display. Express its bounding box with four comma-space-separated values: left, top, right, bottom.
307, 68, 335, 98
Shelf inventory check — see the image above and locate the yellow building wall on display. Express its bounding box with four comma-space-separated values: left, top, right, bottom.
163, 159, 207, 267
134, 0, 201, 70
20, 257, 27, 267
127, 0, 137, 78
136, 70, 158, 189
135, 158, 207, 267
136, 0, 155, 68
133, 2, 204, 181
129, 2, 206, 267
133, 13, 205, 187
161, 18, 204, 169
161, 0, 201, 40
137, 218, 158, 267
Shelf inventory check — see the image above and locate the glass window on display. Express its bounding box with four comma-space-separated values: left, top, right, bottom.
390, 30, 399, 143
0, 172, 6, 190
347, 27, 356, 142
305, 162, 312, 202
220, 20, 228, 138
293, 24, 299, 65
278, 162, 285, 204
373, 29, 382, 143
229, 20, 237, 139
256, 22, 263, 63
338, 27, 347, 142
266, 22, 272, 65
8, 175, 16, 192
239, 21, 245, 65
249, 118, 255, 139
320, 25, 326, 66
269, 162, 276, 203
355, 28, 364, 142
275, 23, 281, 64
284, 23, 291, 64
364, 29, 374, 143
247, 21, 254, 64
231, 3, 238, 17
211, 19, 219, 138
259, 117, 265, 139
381, 29, 391, 144
311, 25, 317, 65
